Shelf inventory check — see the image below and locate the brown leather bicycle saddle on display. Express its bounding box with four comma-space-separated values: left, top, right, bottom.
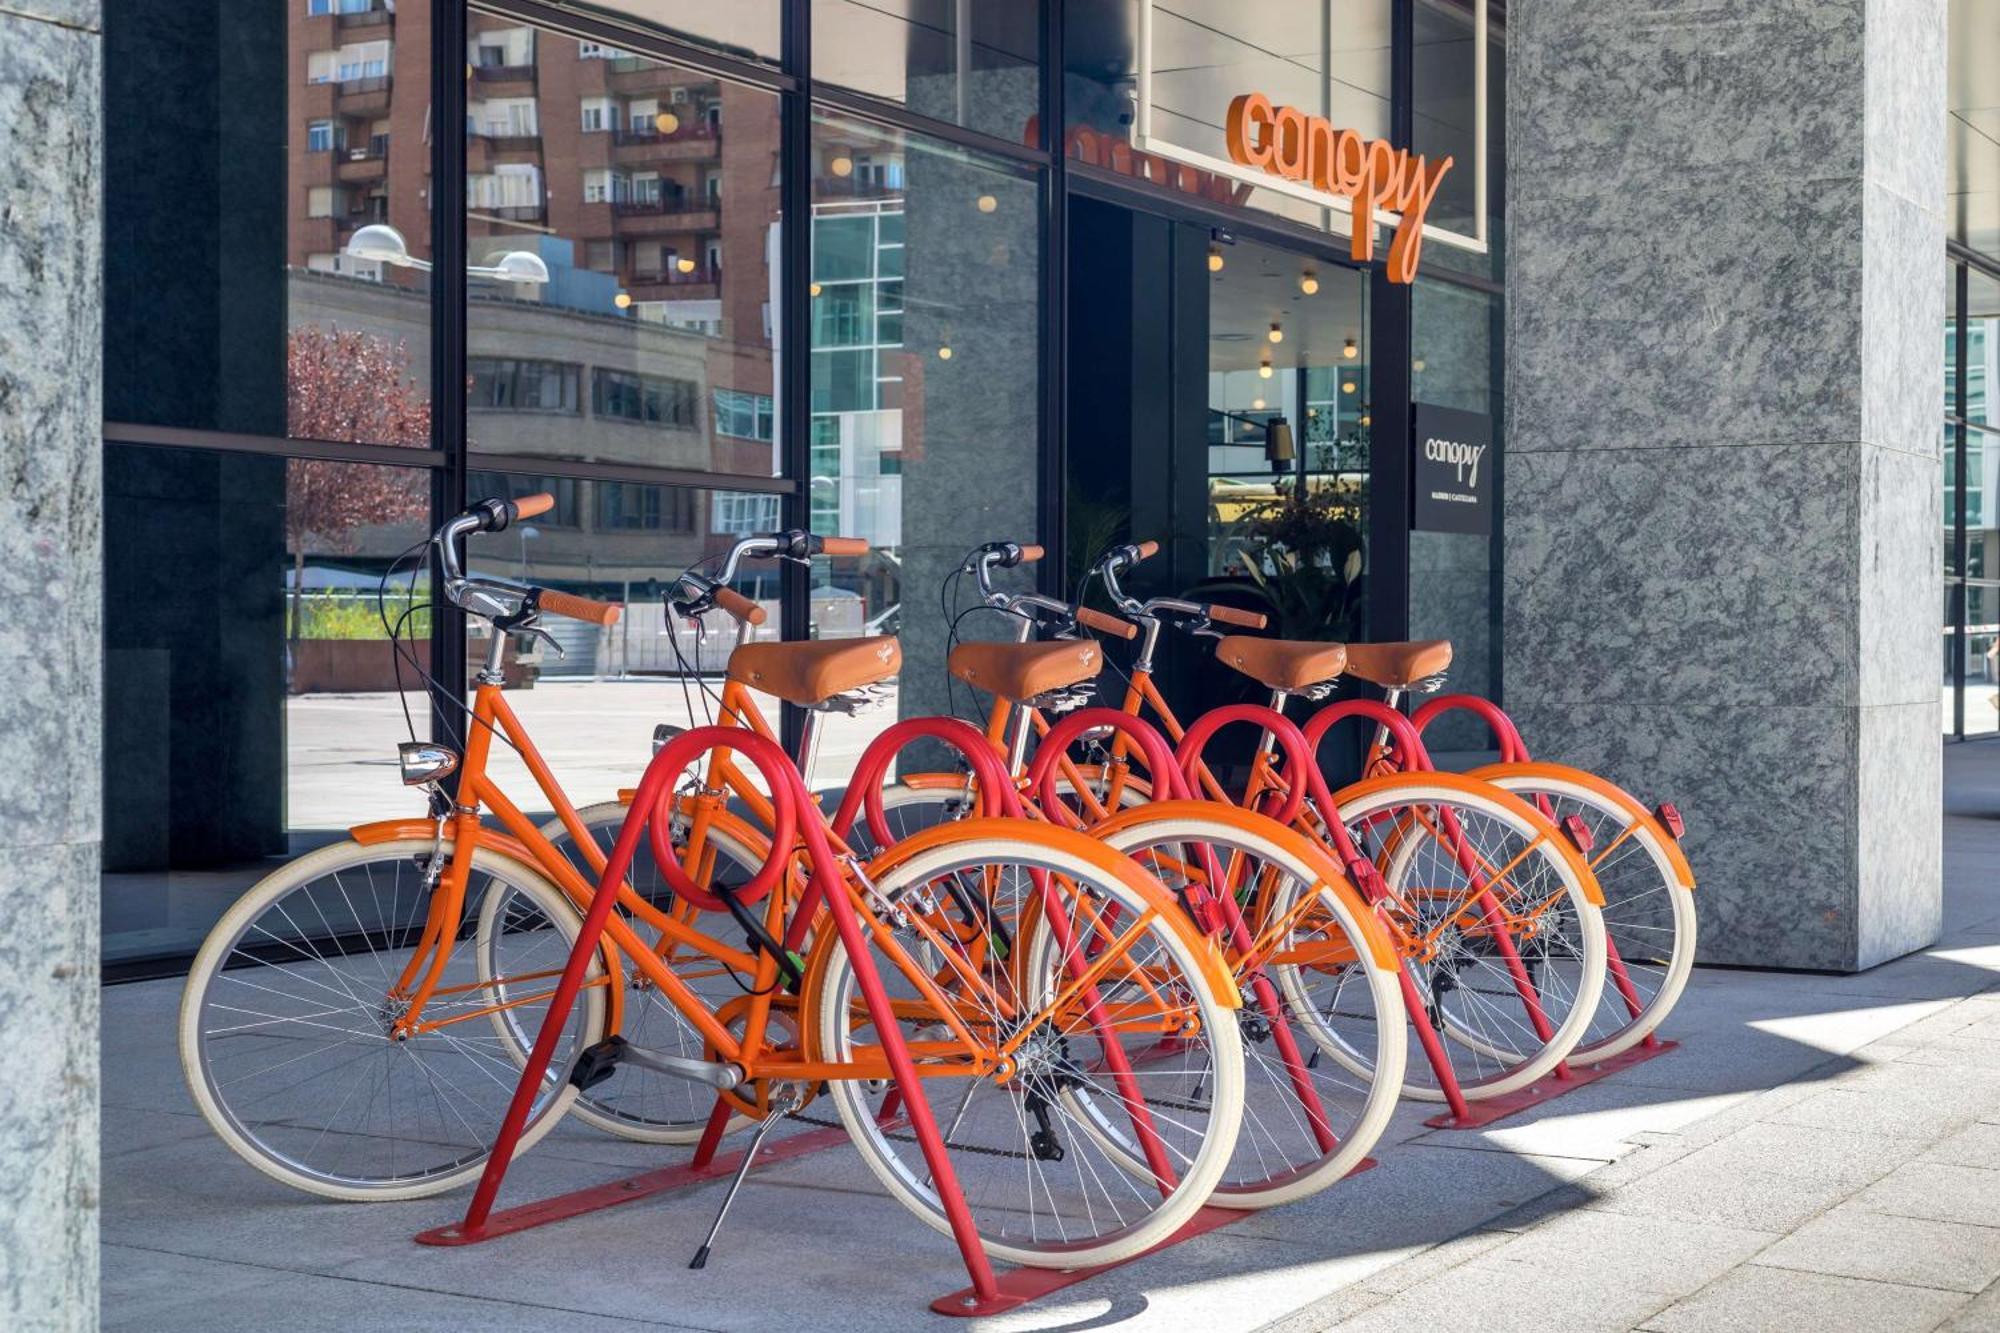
1340, 639, 1452, 689
1215, 637, 1348, 692
727, 637, 901, 706
949, 639, 1102, 703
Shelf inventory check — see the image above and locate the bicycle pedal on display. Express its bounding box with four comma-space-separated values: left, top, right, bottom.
570, 1035, 630, 1091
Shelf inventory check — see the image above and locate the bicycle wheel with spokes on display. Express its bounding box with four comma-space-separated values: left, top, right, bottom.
179, 837, 604, 1200
1079, 811, 1407, 1208
1313, 775, 1607, 1102
1474, 765, 1696, 1062
500, 801, 770, 1143
815, 829, 1244, 1269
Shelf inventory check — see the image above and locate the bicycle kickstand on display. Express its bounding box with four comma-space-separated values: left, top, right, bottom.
688, 1087, 801, 1270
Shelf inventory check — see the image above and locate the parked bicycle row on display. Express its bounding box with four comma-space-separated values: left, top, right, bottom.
178, 494, 1695, 1298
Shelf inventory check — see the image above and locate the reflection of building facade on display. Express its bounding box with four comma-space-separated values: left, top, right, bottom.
284, 7, 784, 585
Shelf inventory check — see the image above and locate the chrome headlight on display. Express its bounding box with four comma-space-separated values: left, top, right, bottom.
397, 742, 461, 787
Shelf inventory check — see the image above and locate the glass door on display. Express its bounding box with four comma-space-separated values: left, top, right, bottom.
1204, 237, 1370, 644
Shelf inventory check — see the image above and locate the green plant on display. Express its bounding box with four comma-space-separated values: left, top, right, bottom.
296, 592, 431, 641
1207, 477, 1365, 642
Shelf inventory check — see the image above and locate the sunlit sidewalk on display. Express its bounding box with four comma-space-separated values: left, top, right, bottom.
100, 744, 2000, 1332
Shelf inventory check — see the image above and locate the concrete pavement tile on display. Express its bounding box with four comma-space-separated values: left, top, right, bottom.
1760, 1065, 2000, 1142
1490, 1208, 1777, 1300
99, 1103, 216, 1158
1939, 1280, 2000, 1332
1409, 1082, 1746, 1163
1584, 1121, 1922, 1232
1217, 1145, 1603, 1250
1888, 1034, 2000, 1071
1850, 1161, 2000, 1228
1924, 1122, 2000, 1171
1639, 1265, 1970, 1333
1343, 1227, 1514, 1295
1755, 1207, 2000, 1294
103, 1244, 686, 1333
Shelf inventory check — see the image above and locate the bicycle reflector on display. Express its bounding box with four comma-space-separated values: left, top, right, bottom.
397, 742, 461, 787
1654, 803, 1686, 840
1560, 813, 1595, 855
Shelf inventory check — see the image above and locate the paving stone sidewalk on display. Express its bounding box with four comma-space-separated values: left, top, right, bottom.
1269, 742, 2000, 1333
100, 743, 2000, 1332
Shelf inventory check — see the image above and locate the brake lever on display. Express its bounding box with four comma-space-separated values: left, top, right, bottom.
516, 624, 567, 659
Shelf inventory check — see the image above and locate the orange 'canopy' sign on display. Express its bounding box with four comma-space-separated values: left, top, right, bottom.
1224, 92, 1452, 284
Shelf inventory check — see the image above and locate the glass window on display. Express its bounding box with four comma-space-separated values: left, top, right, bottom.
102, 446, 433, 965
1413, 0, 1504, 278
814, 0, 1042, 142
458, 472, 797, 801
592, 367, 700, 427
713, 388, 776, 440
550, 1, 781, 66
470, 358, 583, 413
1407, 276, 1499, 748
465, 25, 781, 477
809, 113, 1041, 736
1064, 1, 1393, 231
106, 2, 433, 442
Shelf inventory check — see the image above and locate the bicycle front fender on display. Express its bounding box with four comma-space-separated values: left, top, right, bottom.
348, 818, 541, 868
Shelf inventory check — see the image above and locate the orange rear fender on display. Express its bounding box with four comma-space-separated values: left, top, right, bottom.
1467, 761, 1695, 890
1327, 769, 1608, 908
1088, 799, 1400, 971
860, 815, 1241, 1007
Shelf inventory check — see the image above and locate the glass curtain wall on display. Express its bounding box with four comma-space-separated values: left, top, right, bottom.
1945, 258, 2000, 738
100, 0, 1506, 969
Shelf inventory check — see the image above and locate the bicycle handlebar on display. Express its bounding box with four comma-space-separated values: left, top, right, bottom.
1076, 607, 1139, 641
536, 587, 622, 626
666, 530, 865, 624
712, 586, 768, 626
433, 496, 635, 630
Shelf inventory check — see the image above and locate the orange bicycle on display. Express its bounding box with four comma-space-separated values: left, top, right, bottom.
886, 540, 1608, 1115
179, 500, 1250, 1273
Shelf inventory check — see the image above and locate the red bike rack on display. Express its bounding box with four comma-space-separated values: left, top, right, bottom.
930, 1158, 1382, 1317
1400, 693, 1681, 1128
414, 713, 1303, 1319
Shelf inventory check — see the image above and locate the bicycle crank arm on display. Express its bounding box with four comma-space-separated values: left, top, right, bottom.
571, 1035, 742, 1092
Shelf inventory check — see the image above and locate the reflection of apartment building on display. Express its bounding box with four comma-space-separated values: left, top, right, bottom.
808, 145, 909, 544
285, 5, 782, 510
281, 8, 929, 553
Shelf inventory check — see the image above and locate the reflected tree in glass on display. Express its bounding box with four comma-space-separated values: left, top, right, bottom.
284, 327, 432, 684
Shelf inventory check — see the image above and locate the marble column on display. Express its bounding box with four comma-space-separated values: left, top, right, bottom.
0, 1, 102, 1327
1505, 0, 1944, 970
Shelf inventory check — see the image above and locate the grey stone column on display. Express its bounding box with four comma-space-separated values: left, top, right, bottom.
0, 1, 102, 1327
1505, 0, 1943, 970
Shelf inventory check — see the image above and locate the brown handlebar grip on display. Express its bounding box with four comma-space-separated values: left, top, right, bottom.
714, 587, 769, 626
819, 536, 869, 557
537, 588, 621, 626
512, 493, 555, 521
1017, 544, 1045, 564
1133, 540, 1160, 561
1076, 607, 1138, 641
1206, 604, 1268, 629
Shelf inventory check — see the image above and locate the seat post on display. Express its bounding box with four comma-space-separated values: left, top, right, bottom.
1369, 686, 1405, 765
1260, 689, 1290, 758
1005, 703, 1033, 775
796, 707, 821, 781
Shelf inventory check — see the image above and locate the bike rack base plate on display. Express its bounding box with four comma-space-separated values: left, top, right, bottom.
1420, 1039, 1680, 1131
413, 1121, 857, 1247
927, 1159, 1379, 1318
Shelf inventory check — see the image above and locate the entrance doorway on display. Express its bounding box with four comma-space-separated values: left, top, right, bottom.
1066, 196, 1371, 707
